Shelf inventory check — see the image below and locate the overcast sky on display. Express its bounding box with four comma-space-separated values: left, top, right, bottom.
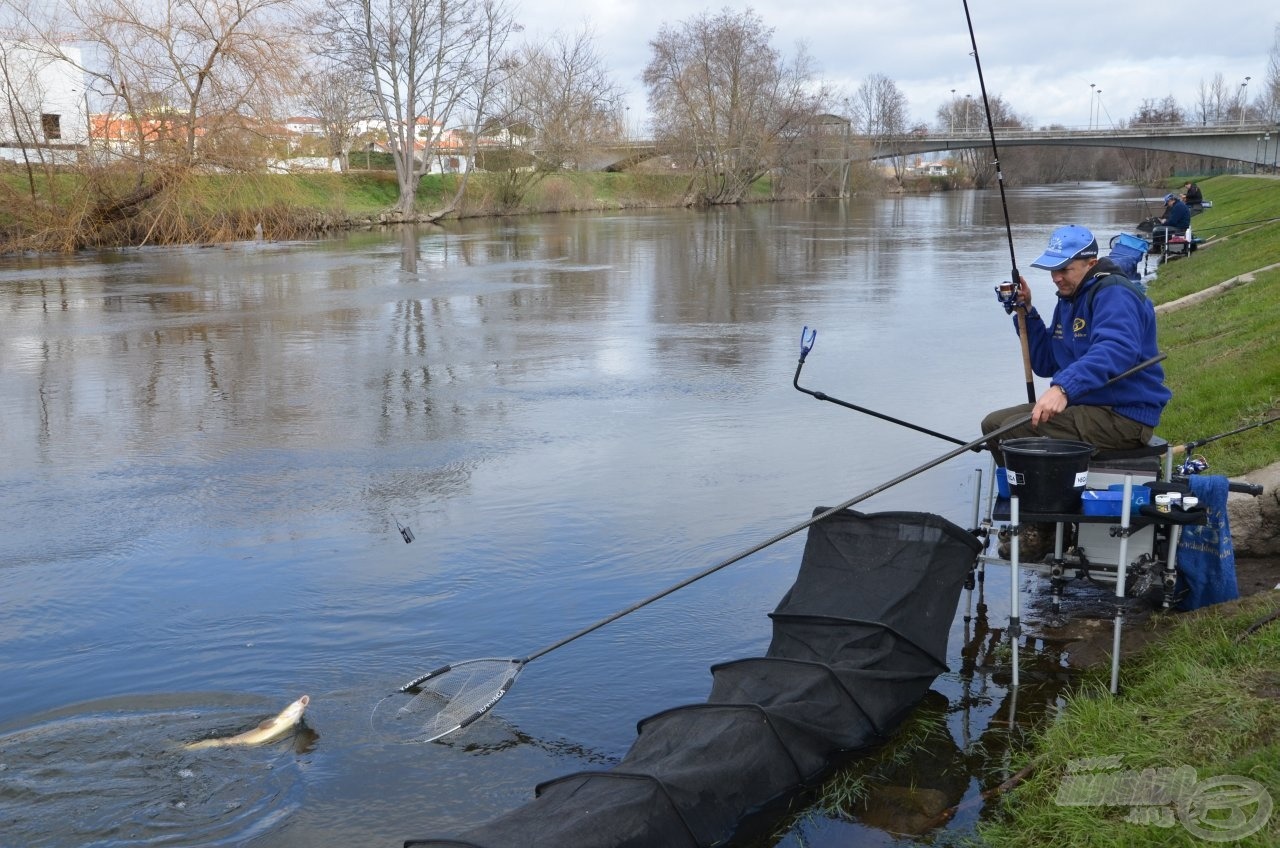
514, 0, 1277, 132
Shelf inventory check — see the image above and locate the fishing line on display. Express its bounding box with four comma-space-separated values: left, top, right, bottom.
960, 0, 1035, 404
1188, 215, 1280, 233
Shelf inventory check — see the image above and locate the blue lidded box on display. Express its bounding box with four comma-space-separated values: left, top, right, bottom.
1081, 485, 1151, 516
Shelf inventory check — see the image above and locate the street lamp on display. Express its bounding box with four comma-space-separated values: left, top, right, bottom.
965, 93, 973, 133
1089, 83, 1096, 129
1094, 90, 1103, 128
949, 88, 956, 134
1239, 76, 1251, 126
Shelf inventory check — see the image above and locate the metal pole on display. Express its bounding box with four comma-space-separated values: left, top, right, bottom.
1010, 495, 1021, 688
1109, 474, 1134, 695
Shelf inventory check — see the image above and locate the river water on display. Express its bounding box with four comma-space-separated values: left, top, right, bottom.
0, 183, 1154, 847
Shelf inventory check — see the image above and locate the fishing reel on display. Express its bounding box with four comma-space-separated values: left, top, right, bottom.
1175, 454, 1209, 476
994, 280, 1022, 314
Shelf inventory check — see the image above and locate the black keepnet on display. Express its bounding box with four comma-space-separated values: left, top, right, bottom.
406, 509, 981, 848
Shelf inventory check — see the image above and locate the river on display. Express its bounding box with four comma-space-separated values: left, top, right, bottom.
0, 183, 1156, 847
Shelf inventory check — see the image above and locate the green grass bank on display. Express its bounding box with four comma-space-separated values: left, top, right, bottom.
975, 592, 1280, 847
1143, 175, 1280, 475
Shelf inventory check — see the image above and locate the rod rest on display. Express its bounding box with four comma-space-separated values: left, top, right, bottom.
1169, 475, 1266, 497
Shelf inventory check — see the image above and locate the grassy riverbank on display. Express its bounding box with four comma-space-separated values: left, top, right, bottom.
1142, 175, 1280, 475
0, 168, 708, 252
973, 174, 1280, 847
976, 592, 1280, 847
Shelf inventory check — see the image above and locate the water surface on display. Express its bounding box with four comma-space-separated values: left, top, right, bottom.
0, 184, 1154, 846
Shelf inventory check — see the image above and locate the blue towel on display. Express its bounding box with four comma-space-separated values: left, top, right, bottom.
1175, 475, 1238, 610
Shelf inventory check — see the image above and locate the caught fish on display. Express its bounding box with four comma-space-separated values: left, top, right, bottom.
185, 695, 310, 750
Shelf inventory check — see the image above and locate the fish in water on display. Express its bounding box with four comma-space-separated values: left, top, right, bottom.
185, 695, 310, 750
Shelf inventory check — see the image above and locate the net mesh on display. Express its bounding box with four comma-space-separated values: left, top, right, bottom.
375, 659, 522, 743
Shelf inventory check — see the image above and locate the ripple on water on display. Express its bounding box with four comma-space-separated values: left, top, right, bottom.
0, 695, 309, 848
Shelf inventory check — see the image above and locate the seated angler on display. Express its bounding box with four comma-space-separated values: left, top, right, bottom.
1157, 192, 1192, 236
981, 225, 1171, 559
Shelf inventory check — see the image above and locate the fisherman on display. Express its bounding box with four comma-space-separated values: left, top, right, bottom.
1181, 181, 1204, 211
981, 224, 1171, 559
1157, 192, 1192, 234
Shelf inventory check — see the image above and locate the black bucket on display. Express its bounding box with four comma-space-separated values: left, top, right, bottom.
1001, 437, 1095, 513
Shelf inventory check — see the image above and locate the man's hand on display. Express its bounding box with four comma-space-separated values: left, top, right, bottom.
1031, 384, 1067, 429
1014, 275, 1032, 313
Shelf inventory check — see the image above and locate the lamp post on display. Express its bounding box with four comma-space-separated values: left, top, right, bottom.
1239, 76, 1251, 126
949, 88, 956, 134
965, 93, 973, 133
1089, 82, 1096, 129
1094, 90, 1103, 129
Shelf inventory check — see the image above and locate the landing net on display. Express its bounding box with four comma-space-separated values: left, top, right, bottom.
373, 658, 522, 743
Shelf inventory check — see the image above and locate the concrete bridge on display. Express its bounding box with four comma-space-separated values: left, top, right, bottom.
888, 122, 1280, 165
586, 123, 1280, 171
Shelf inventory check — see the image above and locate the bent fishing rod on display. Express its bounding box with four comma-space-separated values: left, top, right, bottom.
961, 0, 1035, 404
373, 352, 1166, 744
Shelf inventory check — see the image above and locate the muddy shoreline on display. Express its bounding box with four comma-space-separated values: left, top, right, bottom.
1031, 555, 1280, 669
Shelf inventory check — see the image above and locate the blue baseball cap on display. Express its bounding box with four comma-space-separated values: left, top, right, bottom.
1030, 225, 1099, 271
1164, 193, 1177, 202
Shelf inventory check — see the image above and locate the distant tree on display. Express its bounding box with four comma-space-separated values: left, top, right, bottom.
849, 73, 908, 183
946, 93, 1026, 188
487, 26, 621, 206
317, 0, 519, 219
1132, 95, 1186, 127
1128, 97, 1190, 181
1192, 74, 1233, 126
643, 7, 826, 204
1266, 23, 1280, 123
297, 62, 374, 172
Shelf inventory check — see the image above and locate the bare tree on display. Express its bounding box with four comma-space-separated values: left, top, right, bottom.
317, 0, 519, 219
941, 93, 1025, 187
2, 0, 301, 248
643, 7, 825, 205
297, 61, 374, 171
849, 73, 908, 183
480, 26, 621, 206
59, 0, 299, 170
1192, 74, 1233, 126
1128, 96, 1190, 181
1267, 23, 1280, 124
503, 27, 622, 171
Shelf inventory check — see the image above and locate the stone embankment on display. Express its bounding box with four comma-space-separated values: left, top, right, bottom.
1230, 461, 1280, 557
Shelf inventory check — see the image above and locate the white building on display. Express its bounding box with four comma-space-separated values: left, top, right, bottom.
0, 39, 87, 159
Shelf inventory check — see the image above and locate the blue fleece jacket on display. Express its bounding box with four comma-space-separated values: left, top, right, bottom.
1020, 273, 1171, 427
1162, 198, 1191, 232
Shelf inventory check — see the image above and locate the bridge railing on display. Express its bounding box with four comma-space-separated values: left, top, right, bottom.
919, 121, 1278, 140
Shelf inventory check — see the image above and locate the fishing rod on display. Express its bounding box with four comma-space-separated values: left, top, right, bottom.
1174, 416, 1280, 454
793, 327, 972, 448
370, 352, 1167, 743
961, 0, 1035, 405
